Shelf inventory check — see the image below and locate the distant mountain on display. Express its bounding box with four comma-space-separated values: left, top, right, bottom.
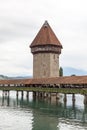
0, 75, 32, 80
63, 67, 87, 76
0, 75, 9, 80
10, 76, 32, 79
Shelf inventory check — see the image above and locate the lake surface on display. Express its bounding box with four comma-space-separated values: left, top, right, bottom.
0, 91, 87, 130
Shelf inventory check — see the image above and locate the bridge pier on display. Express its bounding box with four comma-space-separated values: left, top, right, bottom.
16, 91, 19, 98
41, 92, 44, 98
1, 91, 10, 106
21, 91, 24, 100
72, 94, 75, 102
33, 92, 53, 100
32, 92, 63, 101
84, 95, 87, 104
63, 94, 67, 102
33, 92, 36, 99
2, 90, 10, 97
26, 91, 29, 102
7, 93, 10, 106
26, 91, 29, 98
36, 92, 39, 97
44, 92, 47, 98
56, 93, 59, 100
48, 93, 51, 99
38, 92, 42, 98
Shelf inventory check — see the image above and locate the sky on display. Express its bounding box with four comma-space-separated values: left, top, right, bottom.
0, 0, 87, 76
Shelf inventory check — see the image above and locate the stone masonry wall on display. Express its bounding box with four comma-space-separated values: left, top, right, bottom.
33, 53, 59, 78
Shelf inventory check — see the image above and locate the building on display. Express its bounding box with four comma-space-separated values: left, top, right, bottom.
30, 21, 62, 78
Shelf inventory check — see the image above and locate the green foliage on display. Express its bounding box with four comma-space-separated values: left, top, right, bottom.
59, 67, 63, 76
71, 74, 76, 76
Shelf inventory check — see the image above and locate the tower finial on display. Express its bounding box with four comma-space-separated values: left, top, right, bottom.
44, 20, 48, 27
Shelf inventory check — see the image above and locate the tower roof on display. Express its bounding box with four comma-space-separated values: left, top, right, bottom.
30, 21, 62, 48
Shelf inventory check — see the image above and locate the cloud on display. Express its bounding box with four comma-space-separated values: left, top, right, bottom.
0, 0, 87, 76
0, 18, 38, 43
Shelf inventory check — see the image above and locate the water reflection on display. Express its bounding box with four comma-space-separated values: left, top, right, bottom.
0, 91, 87, 130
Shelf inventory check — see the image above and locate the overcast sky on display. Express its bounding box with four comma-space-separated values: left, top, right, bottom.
0, 0, 87, 76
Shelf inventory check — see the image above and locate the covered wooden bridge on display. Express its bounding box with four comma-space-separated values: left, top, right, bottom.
0, 76, 87, 94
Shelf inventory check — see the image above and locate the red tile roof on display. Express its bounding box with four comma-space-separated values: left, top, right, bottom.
30, 21, 62, 48
1, 76, 87, 85
26, 76, 87, 85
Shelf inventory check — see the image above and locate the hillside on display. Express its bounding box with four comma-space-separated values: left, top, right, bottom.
0, 75, 32, 80
0, 75, 9, 80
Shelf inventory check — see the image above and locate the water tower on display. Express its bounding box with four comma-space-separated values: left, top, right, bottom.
30, 21, 62, 78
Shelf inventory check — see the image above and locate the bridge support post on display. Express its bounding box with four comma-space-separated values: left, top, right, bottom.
48, 93, 51, 99
26, 91, 29, 101
16, 91, 19, 98
56, 93, 59, 100
36, 92, 39, 97
63, 94, 67, 102
2, 93, 4, 106
72, 94, 75, 102
2, 91, 10, 106
46, 93, 49, 98
26, 91, 29, 98
3, 90, 10, 97
33, 92, 36, 99
84, 95, 87, 104
16, 91, 19, 105
44, 92, 47, 98
7, 93, 10, 106
39, 92, 43, 98
2, 90, 4, 96
72, 94, 75, 109
21, 91, 24, 100
7, 91, 10, 96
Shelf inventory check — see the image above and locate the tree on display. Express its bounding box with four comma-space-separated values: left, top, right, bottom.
59, 67, 63, 76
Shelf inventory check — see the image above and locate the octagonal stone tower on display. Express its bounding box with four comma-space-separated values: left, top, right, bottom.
30, 21, 62, 78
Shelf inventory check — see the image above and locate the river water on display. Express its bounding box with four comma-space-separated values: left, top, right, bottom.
0, 91, 87, 130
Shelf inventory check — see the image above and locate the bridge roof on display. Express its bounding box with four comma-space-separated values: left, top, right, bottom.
0, 76, 87, 85
26, 76, 87, 85
30, 21, 62, 48
0, 79, 32, 85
